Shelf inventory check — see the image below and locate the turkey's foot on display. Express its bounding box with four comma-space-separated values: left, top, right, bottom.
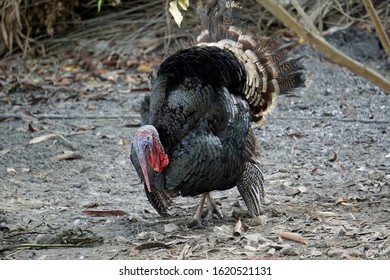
205, 193, 223, 220
187, 193, 208, 228
187, 193, 223, 228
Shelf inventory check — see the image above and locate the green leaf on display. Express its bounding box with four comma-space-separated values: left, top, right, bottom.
169, 1, 184, 27
177, 0, 189, 11
97, 0, 103, 13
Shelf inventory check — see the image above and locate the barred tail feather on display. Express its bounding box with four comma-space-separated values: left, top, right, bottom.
196, 0, 306, 123
237, 162, 265, 217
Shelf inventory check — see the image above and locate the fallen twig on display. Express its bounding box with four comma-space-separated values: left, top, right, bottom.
362, 0, 390, 57
0, 243, 88, 253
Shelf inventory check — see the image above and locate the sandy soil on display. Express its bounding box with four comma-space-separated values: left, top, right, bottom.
0, 28, 389, 260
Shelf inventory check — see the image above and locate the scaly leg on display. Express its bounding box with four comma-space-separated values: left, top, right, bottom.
205, 193, 223, 220
189, 193, 208, 227
189, 192, 224, 227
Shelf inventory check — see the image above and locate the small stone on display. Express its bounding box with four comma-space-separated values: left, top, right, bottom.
164, 223, 179, 233
115, 236, 130, 243
336, 227, 347, 237
212, 225, 232, 240
348, 248, 365, 258
249, 215, 267, 226
327, 248, 344, 258
244, 245, 258, 252
267, 248, 276, 255
280, 245, 299, 256
6, 167, 16, 173
244, 233, 262, 242
36, 234, 61, 244
311, 249, 323, 256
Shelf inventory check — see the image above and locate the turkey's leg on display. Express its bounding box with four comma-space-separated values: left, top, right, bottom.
189, 192, 223, 227
205, 193, 223, 220
190, 193, 208, 225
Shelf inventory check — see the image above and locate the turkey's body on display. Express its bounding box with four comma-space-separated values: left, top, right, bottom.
130, 1, 305, 224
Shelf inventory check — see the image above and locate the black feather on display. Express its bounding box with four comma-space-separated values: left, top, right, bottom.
130, 0, 305, 221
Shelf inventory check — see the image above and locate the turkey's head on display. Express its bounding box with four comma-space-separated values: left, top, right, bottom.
132, 125, 169, 192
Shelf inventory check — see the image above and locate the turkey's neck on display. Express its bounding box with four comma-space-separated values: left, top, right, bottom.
147, 139, 169, 173
133, 125, 169, 192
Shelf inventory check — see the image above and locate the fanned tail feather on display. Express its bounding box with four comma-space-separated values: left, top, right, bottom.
196, 0, 306, 123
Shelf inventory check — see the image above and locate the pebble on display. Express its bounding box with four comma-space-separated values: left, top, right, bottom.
280, 245, 299, 256
267, 248, 276, 255
35, 234, 61, 244
327, 248, 344, 258
164, 223, 179, 233
311, 249, 323, 256
115, 236, 130, 243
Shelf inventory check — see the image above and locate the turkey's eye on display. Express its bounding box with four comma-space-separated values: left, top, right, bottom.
143, 140, 152, 152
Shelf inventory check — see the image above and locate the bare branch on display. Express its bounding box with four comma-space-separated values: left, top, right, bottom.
362, 0, 390, 58
256, 0, 390, 94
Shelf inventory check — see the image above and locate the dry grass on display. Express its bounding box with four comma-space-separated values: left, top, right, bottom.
0, 0, 389, 58
1, 0, 81, 56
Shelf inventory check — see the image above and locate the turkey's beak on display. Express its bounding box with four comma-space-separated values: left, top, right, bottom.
137, 150, 152, 193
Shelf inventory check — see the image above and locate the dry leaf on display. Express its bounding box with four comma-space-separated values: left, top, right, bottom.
243, 245, 259, 252
285, 133, 306, 139
0, 149, 10, 156
329, 152, 337, 162
334, 197, 353, 206
136, 64, 153, 73
29, 133, 57, 144
106, 71, 119, 81
249, 215, 267, 226
53, 152, 83, 161
279, 232, 307, 245
244, 233, 265, 242
296, 186, 307, 193
125, 59, 139, 68
335, 197, 348, 205
313, 211, 337, 217
6, 167, 16, 173
212, 225, 233, 240
82, 210, 128, 217
126, 73, 141, 84
164, 223, 179, 233
233, 219, 242, 236
134, 242, 171, 252
178, 244, 191, 260
20, 109, 39, 123
62, 65, 79, 72
59, 78, 71, 86
28, 123, 37, 132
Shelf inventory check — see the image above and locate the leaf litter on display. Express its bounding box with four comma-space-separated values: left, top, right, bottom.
0, 28, 389, 260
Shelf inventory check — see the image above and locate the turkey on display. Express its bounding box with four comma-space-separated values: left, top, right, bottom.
130, 0, 305, 225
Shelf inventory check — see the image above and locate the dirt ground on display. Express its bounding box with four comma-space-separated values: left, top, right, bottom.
0, 28, 389, 260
